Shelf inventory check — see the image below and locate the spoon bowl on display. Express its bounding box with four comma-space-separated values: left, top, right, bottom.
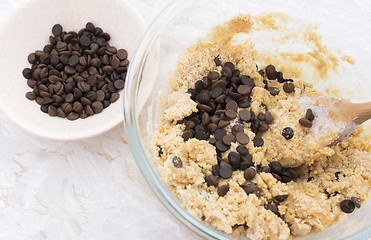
299, 96, 371, 145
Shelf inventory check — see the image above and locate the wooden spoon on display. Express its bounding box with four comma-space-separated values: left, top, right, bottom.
299, 96, 371, 146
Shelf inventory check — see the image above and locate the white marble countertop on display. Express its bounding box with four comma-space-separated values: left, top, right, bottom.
0, 0, 201, 239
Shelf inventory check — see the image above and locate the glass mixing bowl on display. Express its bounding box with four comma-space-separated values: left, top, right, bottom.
124, 0, 371, 239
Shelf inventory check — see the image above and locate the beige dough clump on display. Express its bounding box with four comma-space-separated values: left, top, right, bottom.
152, 14, 371, 240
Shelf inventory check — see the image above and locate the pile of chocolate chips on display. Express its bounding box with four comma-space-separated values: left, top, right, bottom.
172, 59, 362, 215
176, 59, 303, 212
22, 23, 129, 120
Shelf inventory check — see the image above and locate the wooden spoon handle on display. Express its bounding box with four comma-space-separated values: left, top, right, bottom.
352, 101, 371, 124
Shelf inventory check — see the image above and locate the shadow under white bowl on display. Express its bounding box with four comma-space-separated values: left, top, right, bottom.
0, 0, 146, 140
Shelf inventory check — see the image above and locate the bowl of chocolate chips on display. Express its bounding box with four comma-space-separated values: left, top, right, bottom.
0, 0, 146, 139
125, 0, 371, 239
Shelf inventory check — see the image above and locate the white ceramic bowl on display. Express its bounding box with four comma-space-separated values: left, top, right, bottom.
0, 0, 146, 140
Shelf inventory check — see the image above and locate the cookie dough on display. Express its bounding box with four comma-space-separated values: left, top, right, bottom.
152, 14, 371, 240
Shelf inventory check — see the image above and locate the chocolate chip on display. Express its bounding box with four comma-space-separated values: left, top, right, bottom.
237, 85, 251, 95
244, 168, 256, 180
196, 92, 211, 104
100, 32, 111, 41
239, 109, 251, 122
78, 82, 91, 93
209, 138, 217, 146
103, 66, 115, 75
340, 200, 355, 213
201, 113, 210, 126
257, 112, 265, 121
241, 151, 252, 161
231, 125, 244, 137
258, 121, 269, 132
68, 55, 79, 67
214, 128, 226, 141
236, 145, 249, 155
270, 161, 283, 174
117, 49, 128, 60
80, 97, 91, 106
211, 87, 223, 99
265, 111, 274, 124
240, 158, 253, 170
232, 69, 240, 77
182, 130, 193, 141
268, 87, 280, 96
114, 80, 125, 90
80, 35, 91, 47
28, 53, 37, 64
217, 184, 229, 197
216, 140, 230, 152
80, 25, 92, 35
299, 117, 312, 128
265, 65, 277, 80
241, 76, 255, 88
222, 66, 232, 78
282, 127, 294, 140
22, 68, 32, 79
280, 170, 293, 183
242, 182, 257, 195
67, 112, 79, 120
283, 82, 295, 93
214, 56, 222, 66
237, 97, 250, 108
206, 174, 219, 187
224, 62, 235, 72
272, 173, 282, 181
219, 165, 232, 179
214, 80, 227, 90
228, 152, 241, 167
208, 71, 220, 80
195, 131, 208, 140
212, 165, 220, 176
25, 92, 36, 100
226, 101, 238, 111
198, 104, 212, 112
351, 197, 361, 208
267, 202, 279, 214
73, 102, 83, 113
172, 156, 183, 168
306, 108, 315, 121
236, 132, 249, 145
218, 120, 230, 128
225, 109, 237, 120
274, 194, 289, 202
253, 136, 264, 147
207, 123, 217, 133
261, 166, 271, 173
87, 75, 97, 86
52, 24, 63, 36
222, 134, 236, 146
48, 106, 57, 116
